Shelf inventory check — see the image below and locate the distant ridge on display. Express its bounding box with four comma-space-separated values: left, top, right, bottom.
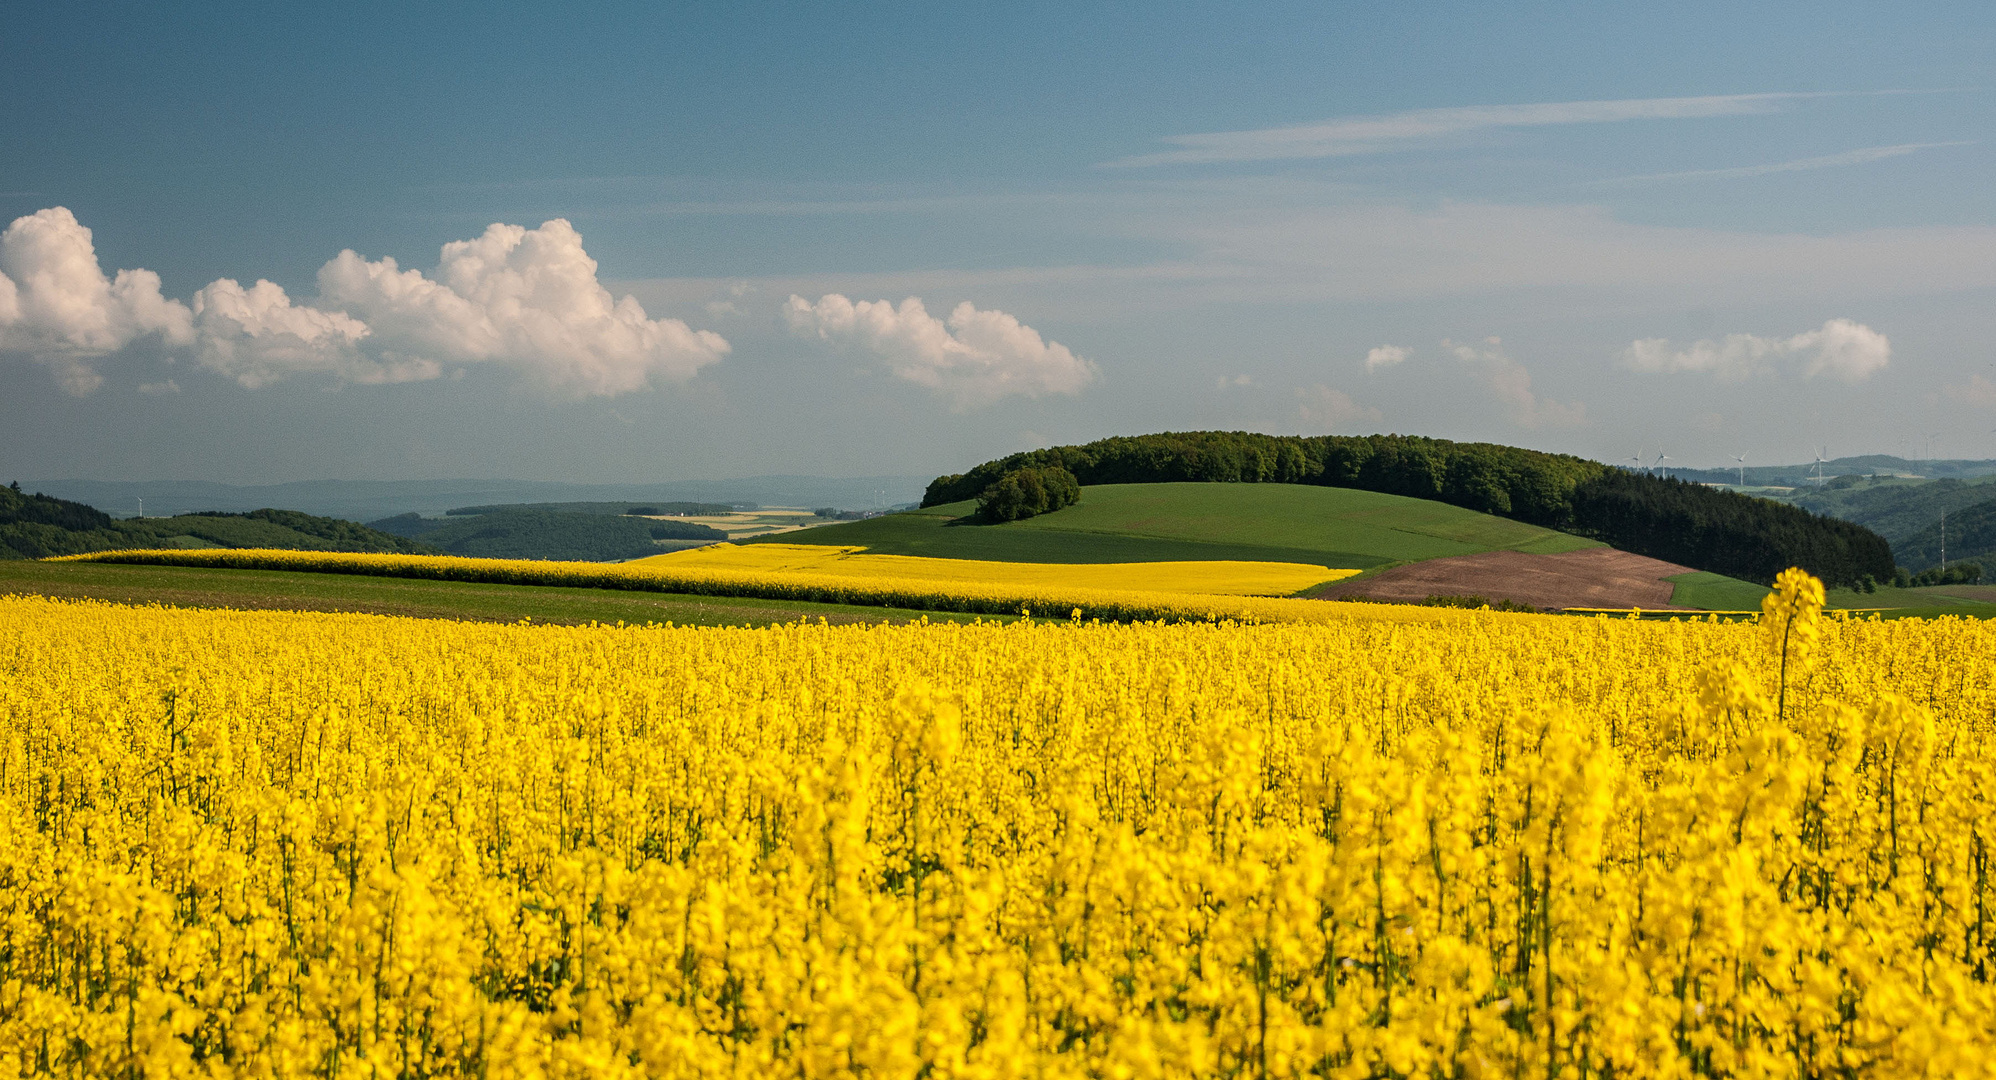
1, 487, 432, 560
1669, 456, 1996, 486
18, 476, 931, 522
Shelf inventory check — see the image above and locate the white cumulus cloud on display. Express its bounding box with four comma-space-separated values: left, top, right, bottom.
192, 278, 399, 388
0, 208, 728, 397
783, 293, 1097, 408
313, 219, 728, 395
1365, 344, 1410, 372
0, 207, 194, 395
1447, 337, 1586, 429
1787, 318, 1892, 381
1620, 318, 1889, 383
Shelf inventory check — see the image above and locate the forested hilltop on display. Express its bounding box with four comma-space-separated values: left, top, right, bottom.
0, 483, 435, 560
925, 432, 1895, 587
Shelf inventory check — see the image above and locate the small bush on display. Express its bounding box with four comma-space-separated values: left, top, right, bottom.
1907, 561, 1984, 587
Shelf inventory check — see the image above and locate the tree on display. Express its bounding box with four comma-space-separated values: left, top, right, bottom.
977, 465, 1080, 523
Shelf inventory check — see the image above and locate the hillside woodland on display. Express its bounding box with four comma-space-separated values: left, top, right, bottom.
1787, 475, 1996, 546
0, 483, 433, 560
1893, 497, 1996, 575
925, 432, 1895, 587
368, 508, 725, 561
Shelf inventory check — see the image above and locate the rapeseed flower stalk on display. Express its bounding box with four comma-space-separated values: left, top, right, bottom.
2, 567, 1994, 1076
1761, 565, 1827, 721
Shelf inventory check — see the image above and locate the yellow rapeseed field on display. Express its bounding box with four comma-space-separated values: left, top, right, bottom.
633, 542, 1356, 596
5, 570, 1996, 1077
58, 548, 1389, 624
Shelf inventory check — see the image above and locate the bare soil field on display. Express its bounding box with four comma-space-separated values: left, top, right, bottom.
1315, 548, 1697, 611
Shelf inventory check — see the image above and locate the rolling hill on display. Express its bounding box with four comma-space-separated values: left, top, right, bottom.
750, 481, 1996, 615
922, 431, 1894, 587
1, 485, 432, 560
744, 482, 1600, 568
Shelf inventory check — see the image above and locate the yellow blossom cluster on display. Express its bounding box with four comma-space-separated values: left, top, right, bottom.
4, 576, 1996, 1077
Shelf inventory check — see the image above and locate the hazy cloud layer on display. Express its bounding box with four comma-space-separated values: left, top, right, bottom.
1961, 375, 1996, 409
1596, 142, 1971, 185
1128, 195, 1996, 308
1621, 318, 1890, 382
783, 293, 1096, 409
1107, 92, 1830, 167
619, 189, 1996, 325
1294, 385, 1381, 431
0, 209, 729, 397
1447, 337, 1586, 429
0, 208, 195, 394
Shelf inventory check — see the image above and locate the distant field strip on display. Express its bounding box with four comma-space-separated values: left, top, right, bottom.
56, 548, 1417, 625
639, 543, 1355, 596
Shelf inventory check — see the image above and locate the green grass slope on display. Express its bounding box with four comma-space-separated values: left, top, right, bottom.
1665, 572, 1770, 611
1666, 570, 1996, 618
747, 483, 1600, 568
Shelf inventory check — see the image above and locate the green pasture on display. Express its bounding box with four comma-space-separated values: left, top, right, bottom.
0, 560, 1011, 628
748, 483, 1599, 568
1666, 570, 1996, 619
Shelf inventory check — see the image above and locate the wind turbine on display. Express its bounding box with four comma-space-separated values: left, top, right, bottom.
1654, 450, 1670, 480
137, 497, 144, 519
1629, 449, 1644, 473
1732, 452, 1747, 486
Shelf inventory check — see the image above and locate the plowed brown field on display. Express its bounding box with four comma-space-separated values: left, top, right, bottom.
1316, 548, 1697, 611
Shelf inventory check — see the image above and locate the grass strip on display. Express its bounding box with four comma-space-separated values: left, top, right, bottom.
2, 559, 1010, 627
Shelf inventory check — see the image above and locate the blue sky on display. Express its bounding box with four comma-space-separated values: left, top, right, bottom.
3, 0, 1993, 484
